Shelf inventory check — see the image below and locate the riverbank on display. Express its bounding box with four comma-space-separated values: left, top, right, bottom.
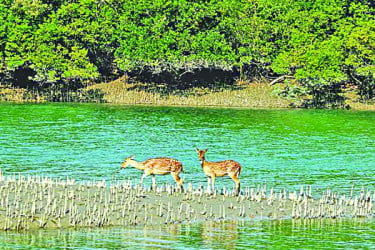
2, 79, 374, 110
88, 78, 291, 108
92, 77, 375, 110
0, 170, 373, 231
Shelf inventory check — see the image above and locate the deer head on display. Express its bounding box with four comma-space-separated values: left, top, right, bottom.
195, 148, 208, 161
121, 155, 135, 169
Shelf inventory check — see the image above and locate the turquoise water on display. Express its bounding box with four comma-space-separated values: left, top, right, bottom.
0, 103, 374, 248
0, 103, 373, 192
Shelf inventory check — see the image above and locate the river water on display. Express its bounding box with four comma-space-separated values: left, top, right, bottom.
0, 103, 374, 248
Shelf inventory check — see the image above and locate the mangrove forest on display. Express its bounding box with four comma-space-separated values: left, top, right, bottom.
0, 0, 374, 107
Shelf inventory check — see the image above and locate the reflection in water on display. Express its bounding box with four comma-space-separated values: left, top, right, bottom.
201, 221, 239, 249
0, 219, 374, 249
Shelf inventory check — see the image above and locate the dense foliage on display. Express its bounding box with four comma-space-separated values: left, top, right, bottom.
0, 0, 374, 106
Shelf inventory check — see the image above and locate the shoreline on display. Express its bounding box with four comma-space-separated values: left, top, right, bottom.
1, 83, 375, 111
2, 100, 375, 110
0, 171, 373, 231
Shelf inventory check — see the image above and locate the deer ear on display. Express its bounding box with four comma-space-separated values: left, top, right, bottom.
204, 149, 208, 153
195, 148, 199, 152
128, 155, 135, 160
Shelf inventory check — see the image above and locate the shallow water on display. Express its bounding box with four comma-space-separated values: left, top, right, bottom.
0, 103, 374, 248
0, 219, 374, 249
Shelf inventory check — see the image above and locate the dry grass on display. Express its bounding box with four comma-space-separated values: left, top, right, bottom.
348, 102, 375, 111
0, 85, 45, 102
2, 78, 374, 111
344, 91, 375, 111
89, 77, 291, 108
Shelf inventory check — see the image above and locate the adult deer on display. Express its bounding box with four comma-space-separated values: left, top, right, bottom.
120, 155, 184, 191
195, 148, 241, 195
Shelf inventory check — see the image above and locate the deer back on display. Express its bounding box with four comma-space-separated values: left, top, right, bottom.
143, 158, 183, 175
203, 160, 241, 177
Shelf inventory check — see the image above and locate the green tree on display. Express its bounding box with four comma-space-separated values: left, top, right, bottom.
114, 0, 236, 75
0, 0, 373, 106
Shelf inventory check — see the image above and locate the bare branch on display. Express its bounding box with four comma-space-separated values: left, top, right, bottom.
269, 75, 294, 85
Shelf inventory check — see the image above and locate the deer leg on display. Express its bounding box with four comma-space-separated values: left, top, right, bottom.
140, 172, 149, 187
211, 175, 216, 195
229, 174, 240, 196
171, 173, 184, 192
206, 177, 212, 194
151, 175, 156, 190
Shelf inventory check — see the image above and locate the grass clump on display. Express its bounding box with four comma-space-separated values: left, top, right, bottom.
89, 77, 291, 108
0, 84, 105, 103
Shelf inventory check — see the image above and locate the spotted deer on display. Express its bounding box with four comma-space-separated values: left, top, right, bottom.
121, 155, 184, 191
195, 148, 241, 195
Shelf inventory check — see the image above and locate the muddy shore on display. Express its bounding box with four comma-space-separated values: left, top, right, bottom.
0, 171, 373, 231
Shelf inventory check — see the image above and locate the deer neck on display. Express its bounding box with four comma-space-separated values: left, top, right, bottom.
200, 157, 206, 168
129, 159, 145, 171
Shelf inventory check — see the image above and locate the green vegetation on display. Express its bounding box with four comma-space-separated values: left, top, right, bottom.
0, 0, 374, 108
